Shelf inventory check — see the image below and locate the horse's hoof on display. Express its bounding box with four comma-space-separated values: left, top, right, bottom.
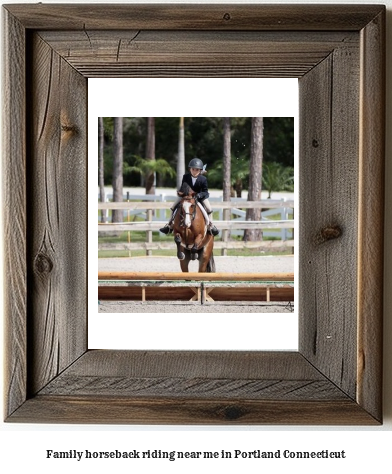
178, 252, 185, 260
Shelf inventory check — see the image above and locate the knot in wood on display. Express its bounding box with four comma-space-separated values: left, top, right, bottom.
314, 225, 342, 245
223, 13, 231, 21
61, 124, 77, 134
34, 252, 54, 275
223, 405, 244, 420
312, 139, 319, 148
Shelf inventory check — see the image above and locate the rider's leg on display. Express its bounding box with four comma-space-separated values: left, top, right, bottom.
159, 197, 181, 234
202, 199, 219, 236
203, 198, 212, 214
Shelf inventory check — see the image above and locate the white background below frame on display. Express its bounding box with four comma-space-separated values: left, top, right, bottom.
88, 78, 299, 351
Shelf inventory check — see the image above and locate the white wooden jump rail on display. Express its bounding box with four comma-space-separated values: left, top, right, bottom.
98, 271, 294, 304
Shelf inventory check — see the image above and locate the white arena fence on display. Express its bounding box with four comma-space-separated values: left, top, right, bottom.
98, 193, 294, 255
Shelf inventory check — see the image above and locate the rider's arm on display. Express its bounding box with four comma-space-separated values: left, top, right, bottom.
197, 176, 210, 200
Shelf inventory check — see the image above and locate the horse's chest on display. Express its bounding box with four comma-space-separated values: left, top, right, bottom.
182, 229, 195, 248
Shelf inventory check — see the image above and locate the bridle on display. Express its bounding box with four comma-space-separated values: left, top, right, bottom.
179, 196, 197, 226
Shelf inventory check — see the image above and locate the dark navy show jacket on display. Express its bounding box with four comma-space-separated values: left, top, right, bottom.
181, 173, 210, 201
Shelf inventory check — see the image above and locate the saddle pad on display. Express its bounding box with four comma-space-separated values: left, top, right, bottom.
197, 202, 209, 225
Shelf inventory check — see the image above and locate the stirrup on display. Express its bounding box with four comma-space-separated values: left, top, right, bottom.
159, 224, 172, 234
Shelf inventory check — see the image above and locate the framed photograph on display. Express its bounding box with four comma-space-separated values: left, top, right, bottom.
3, 4, 384, 424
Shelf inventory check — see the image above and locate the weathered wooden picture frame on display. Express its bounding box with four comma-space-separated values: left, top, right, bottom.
3, 4, 384, 424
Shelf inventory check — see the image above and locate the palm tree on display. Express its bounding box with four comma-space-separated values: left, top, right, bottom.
208, 155, 250, 198
124, 156, 176, 184
263, 162, 294, 198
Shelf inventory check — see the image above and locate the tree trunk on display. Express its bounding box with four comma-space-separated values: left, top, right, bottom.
235, 179, 243, 198
112, 117, 123, 223
222, 118, 231, 201
222, 118, 231, 246
145, 117, 155, 195
177, 117, 185, 190
244, 117, 263, 241
98, 117, 106, 223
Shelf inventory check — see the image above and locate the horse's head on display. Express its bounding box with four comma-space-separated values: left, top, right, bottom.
177, 182, 195, 200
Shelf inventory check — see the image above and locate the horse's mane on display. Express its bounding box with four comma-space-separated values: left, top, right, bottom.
178, 181, 193, 197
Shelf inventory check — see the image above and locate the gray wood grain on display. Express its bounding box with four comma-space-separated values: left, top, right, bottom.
61, 351, 321, 379
38, 351, 346, 401
4, 4, 384, 30
28, 33, 87, 395
356, 10, 385, 422
299, 40, 360, 399
2, 9, 27, 419
40, 376, 347, 401
38, 30, 358, 78
10, 396, 378, 425
2, 3, 384, 425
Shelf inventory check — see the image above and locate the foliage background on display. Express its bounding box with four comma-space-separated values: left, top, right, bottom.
101, 117, 294, 191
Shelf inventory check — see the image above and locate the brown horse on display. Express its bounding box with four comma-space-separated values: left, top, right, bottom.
172, 182, 215, 272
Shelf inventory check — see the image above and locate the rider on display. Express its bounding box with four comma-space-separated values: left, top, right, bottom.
159, 158, 219, 236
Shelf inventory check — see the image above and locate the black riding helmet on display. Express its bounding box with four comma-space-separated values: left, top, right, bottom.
188, 158, 204, 170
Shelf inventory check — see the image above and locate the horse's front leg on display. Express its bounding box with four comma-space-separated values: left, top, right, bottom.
174, 233, 185, 260
198, 236, 214, 272
180, 250, 190, 272
190, 234, 204, 259
190, 245, 198, 260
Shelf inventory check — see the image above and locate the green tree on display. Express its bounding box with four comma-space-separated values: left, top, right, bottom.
208, 155, 250, 197
264, 117, 294, 167
100, 117, 294, 191
123, 156, 176, 184
263, 162, 294, 198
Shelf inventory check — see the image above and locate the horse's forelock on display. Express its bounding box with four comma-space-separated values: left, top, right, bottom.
178, 181, 193, 197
